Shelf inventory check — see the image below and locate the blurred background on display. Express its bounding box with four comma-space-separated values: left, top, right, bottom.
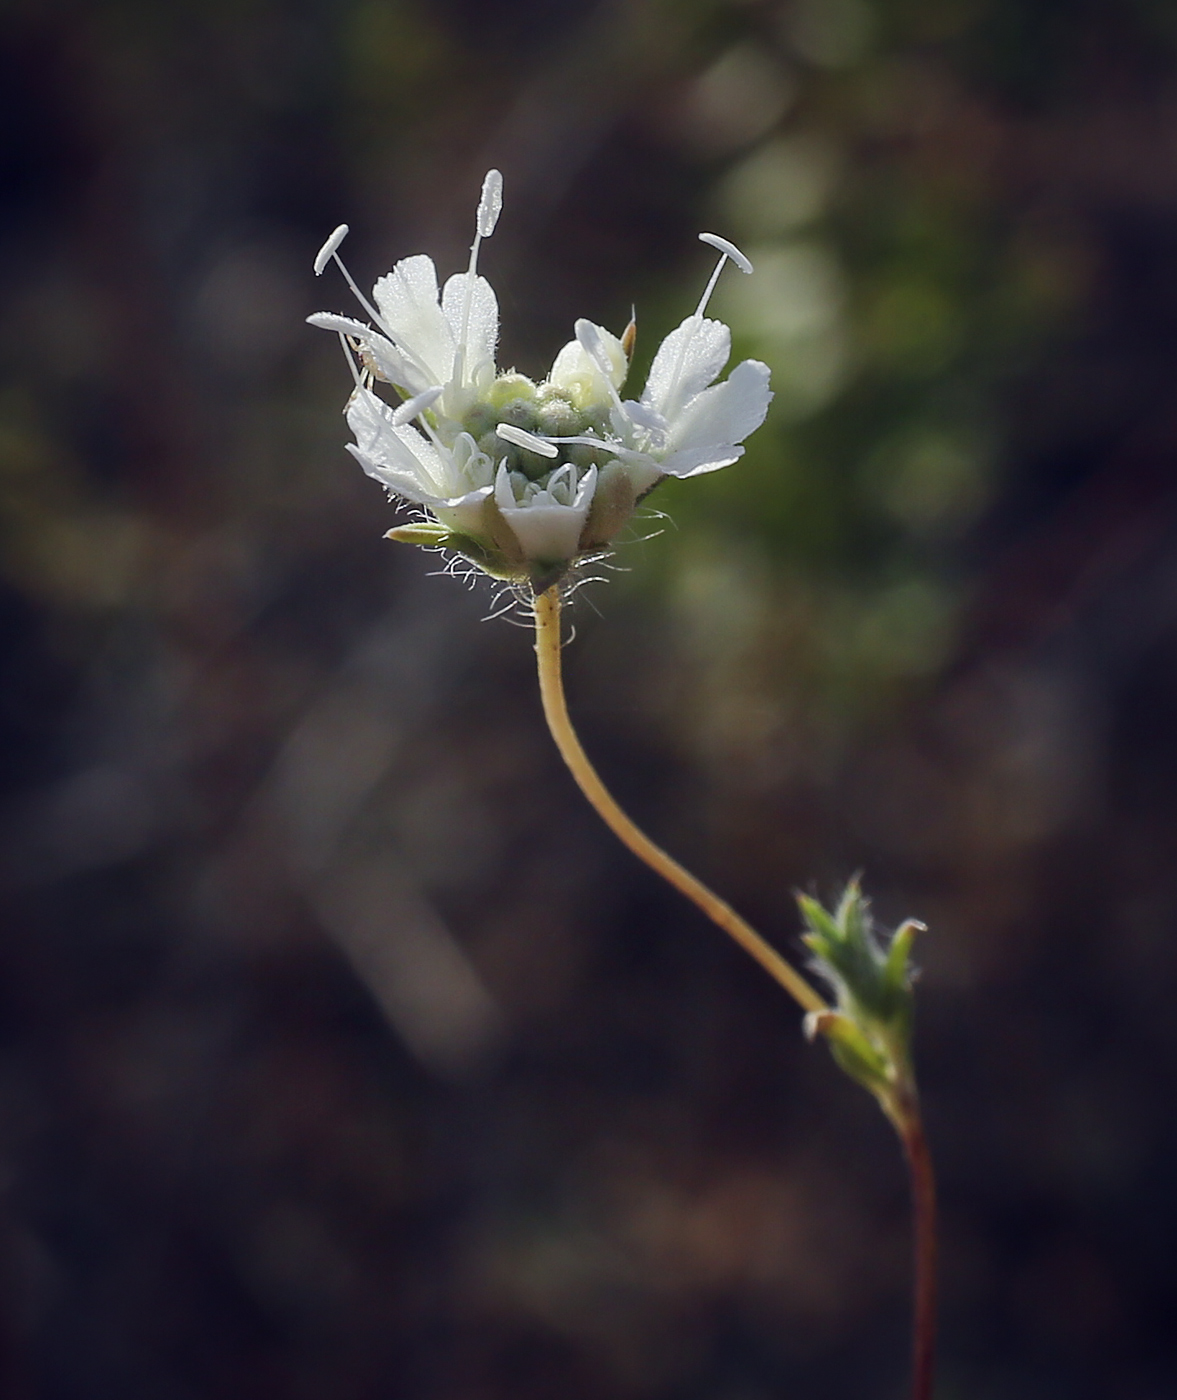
2, 0, 1177, 1395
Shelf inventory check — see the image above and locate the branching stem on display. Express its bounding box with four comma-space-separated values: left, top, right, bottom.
532, 585, 825, 1016
534, 585, 938, 1400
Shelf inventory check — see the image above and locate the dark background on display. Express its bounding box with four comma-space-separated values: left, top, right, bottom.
2, 0, 1177, 1396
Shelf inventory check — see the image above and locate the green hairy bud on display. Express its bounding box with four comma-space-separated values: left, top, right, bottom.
798, 878, 924, 1129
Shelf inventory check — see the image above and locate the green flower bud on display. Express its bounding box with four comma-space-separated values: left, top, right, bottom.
580, 460, 637, 548
384, 521, 451, 547
497, 397, 539, 431
567, 441, 608, 471
518, 449, 555, 482
484, 400, 550, 477
462, 403, 497, 439
536, 398, 580, 439
486, 373, 537, 408
581, 406, 612, 437
477, 430, 508, 464
797, 879, 924, 1128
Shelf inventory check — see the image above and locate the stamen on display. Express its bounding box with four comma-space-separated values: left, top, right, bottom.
329, 250, 389, 335
541, 432, 604, 450
405, 399, 457, 470
314, 224, 349, 276
392, 385, 445, 426
496, 422, 559, 458
307, 312, 374, 337
456, 169, 505, 387
662, 232, 754, 415
545, 433, 646, 464
313, 229, 442, 391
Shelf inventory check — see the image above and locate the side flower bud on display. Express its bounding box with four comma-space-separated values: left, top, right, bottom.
797, 878, 924, 1130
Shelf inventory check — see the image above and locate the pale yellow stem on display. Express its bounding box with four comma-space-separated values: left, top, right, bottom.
532, 586, 826, 1017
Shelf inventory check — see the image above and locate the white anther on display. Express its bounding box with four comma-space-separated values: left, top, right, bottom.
314, 225, 349, 276
392, 386, 444, 426
496, 422, 558, 458
698, 232, 753, 275
477, 170, 504, 239
456, 170, 506, 386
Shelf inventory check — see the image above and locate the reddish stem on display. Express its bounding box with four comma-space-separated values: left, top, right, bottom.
901, 1112, 938, 1400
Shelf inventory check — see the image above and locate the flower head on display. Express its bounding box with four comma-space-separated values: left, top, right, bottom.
309, 172, 772, 591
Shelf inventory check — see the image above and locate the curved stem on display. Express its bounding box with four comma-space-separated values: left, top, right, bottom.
532, 586, 825, 1016
900, 1109, 938, 1400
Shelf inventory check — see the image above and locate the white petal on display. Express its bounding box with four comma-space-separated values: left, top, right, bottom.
372, 255, 454, 385
364, 337, 422, 389
494, 462, 518, 512
347, 389, 448, 495
616, 398, 666, 435
660, 360, 772, 477
306, 311, 371, 337
656, 445, 744, 478
308, 313, 419, 388
347, 417, 493, 534
431, 485, 494, 537
641, 316, 731, 419
392, 385, 444, 425
348, 439, 492, 536
450, 431, 496, 490
571, 464, 597, 510
345, 442, 435, 502
494, 463, 598, 562
574, 320, 627, 387
441, 272, 499, 385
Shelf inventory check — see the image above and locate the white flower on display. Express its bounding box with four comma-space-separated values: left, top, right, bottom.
344, 387, 494, 539
494, 461, 599, 564
309, 176, 771, 588
556, 235, 772, 487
